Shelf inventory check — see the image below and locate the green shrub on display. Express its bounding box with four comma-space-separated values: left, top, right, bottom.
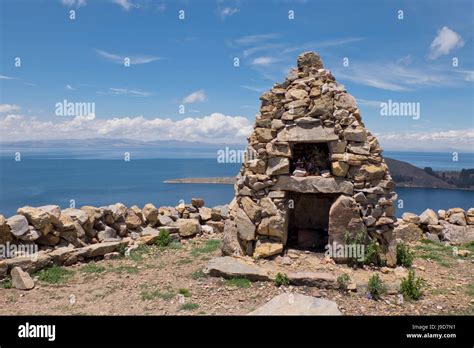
367, 274, 386, 300
0, 279, 12, 289
337, 274, 351, 290
364, 238, 384, 266
396, 242, 414, 268
36, 265, 74, 284
190, 269, 206, 280
274, 273, 290, 287
400, 270, 424, 300
155, 229, 172, 247
179, 302, 199, 311
344, 230, 383, 266
178, 288, 191, 297
225, 277, 251, 288
81, 262, 105, 274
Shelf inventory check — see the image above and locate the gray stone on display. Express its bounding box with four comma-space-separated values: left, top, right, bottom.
97, 226, 117, 241
277, 125, 338, 143
205, 256, 271, 281
6, 215, 30, 238
11, 267, 35, 290
248, 293, 341, 315
174, 219, 201, 237
402, 212, 420, 224
287, 271, 337, 288
221, 220, 245, 256
266, 157, 290, 176
440, 221, 474, 244
234, 208, 255, 241
274, 176, 353, 195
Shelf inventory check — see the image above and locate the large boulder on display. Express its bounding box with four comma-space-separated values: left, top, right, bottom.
62, 208, 89, 225
253, 241, 283, 259
234, 208, 256, 241
248, 293, 341, 315
402, 212, 420, 224
328, 196, 362, 244
6, 215, 40, 241
221, 220, 245, 256
174, 219, 201, 237
393, 222, 423, 242
11, 267, 35, 290
419, 209, 438, 225
205, 256, 271, 281
0, 215, 13, 244
143, 203, 159, 224
439, 221, 474, 244
17, 206, 51, 230
125, 209, 142, 230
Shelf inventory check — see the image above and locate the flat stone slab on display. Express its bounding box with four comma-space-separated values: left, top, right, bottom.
287, 271, 337, 288
248, 293, 342, 315
277, 125, 338, 143
205, 256, 271, 281
273, 176, 353, 195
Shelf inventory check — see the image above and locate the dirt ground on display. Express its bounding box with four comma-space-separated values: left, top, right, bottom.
0, 234, 473, 316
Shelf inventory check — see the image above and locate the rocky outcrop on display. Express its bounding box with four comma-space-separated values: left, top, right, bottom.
222, 51, 396, 263
395, 207, 474, 244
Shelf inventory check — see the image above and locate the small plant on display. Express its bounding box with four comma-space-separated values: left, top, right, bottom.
190, 269, 206, 280
81, 262, 105, 274
274, 273, 290, 287
337, 274, 351, 291
178, 288, 191, 297
155, 229, 172, 247
364, 238, 383, 266
225, 277, 251, 289
116, 243, 127, 257
36, 265, 74, 284
190, 239, 221, 257
367, 274, 386, 300
400, 270, 424, 301
179, 302, 199, 311
396, 242, 414, 268
111, 265, 139, 274
0, 279, 12, 289
140, 289, 175, 301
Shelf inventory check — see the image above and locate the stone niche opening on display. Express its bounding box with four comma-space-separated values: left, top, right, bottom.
287, 192, 339, 251
290, 142, 330, 176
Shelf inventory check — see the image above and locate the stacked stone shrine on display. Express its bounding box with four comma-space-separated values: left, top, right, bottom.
222, 51, 398, 266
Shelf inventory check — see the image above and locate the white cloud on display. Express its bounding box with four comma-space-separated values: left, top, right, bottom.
219, 7, 239, 19
234, 34, 279, 46
107, 87, 151, 97
378, 128, 474, 152
240, 85, 264, 92
335, 61, 466, 91
0, 113, 252, 143
251, 57, 277, 66
357, 99, 384, 108
0, 104, 20, 113
96, 49, 160, 65
61, 0, 87, 7
181, 90, 207, 104
0, 75, 16, 80
428, 26, 464, 60
66, 84, 76, 90
111, 0, 137, 11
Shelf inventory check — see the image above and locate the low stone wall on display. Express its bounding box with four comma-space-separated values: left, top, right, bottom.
0, 199, 229, 279
394, 207, 474, 244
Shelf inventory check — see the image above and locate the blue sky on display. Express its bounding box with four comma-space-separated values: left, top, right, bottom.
0, 0, 473, 151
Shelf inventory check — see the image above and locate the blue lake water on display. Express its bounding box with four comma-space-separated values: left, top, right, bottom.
0, 154, 472, 218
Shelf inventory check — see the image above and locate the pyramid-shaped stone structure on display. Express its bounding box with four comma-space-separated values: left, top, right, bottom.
222, 52, 397, 266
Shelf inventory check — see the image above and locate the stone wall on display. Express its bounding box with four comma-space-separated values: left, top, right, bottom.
222, 52, 397, 265
0, 200, 228, 279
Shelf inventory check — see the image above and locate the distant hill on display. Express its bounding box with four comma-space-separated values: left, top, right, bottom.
385, 158, 457, 189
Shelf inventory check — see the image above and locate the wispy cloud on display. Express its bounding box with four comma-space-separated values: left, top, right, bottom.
106, 87, 152, 97
0, 75, 16, 80
335, 61, 468, 91
240, 85, 264, 92
219, 7, 239, 19
95, 49, 160, 65
181, 90, 207, 104
0, 104, 21, 113
65, 84, 76, 90
428, 26, 464, 60
0, 113, 251, 143
377, 128, 474, 152
111, 0, 138, 11
60, 0, 87, 8
357, 99, 384, 108
234, 34, 279, 46
251, 56, 278, 66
